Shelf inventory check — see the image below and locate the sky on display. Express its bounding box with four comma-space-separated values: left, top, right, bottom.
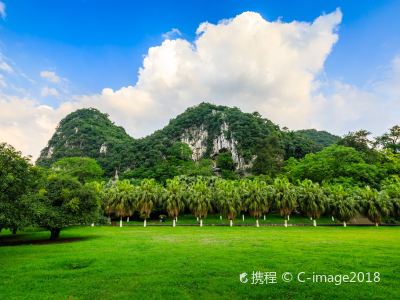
0, 0, 400, 159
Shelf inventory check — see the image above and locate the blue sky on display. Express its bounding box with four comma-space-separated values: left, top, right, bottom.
2, 0, 400, 94
1, 1, 400, 158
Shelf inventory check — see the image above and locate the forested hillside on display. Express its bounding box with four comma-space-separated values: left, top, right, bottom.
37, 103, 340, 180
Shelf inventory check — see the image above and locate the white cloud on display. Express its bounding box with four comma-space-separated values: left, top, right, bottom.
0, 61, 13, 73
40, 70, 61, 83
2, 9, 400, 161
0, 2, 6, 20
41, 86, 59, 97
162, 28, 182, 40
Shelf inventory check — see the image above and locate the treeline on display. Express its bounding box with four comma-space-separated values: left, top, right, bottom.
102, 176, 400, 228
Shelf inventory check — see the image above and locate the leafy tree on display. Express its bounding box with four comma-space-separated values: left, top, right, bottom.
358, 186, 391, 226
136, 179, 161, 227
243, 179, 272, 227
52, 157, 104, 183
165, 177, 186, 227
298, 180, 326, 226
108, 180, 136, 227
326, 185, 358, 227
187, 178, 212, 226
0, 143, 38, 234
34, 173, 100, 239
273, 178, 297, 227
375, 125, 400, 153
214, 179, 241, 226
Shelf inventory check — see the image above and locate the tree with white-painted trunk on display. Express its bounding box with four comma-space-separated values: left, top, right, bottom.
273, 178, 297, 227
358, 186, 390, 227
298, 180, 326, 227
187, 178, 212, 227
136, 179, 161, 228
327, 185, 357, 227
108, 180, 135, 228
214, 179, 241, 227
165, 177, 186, 227
243, 179, 270, 227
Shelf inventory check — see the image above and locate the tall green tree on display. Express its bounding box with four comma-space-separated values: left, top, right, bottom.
243, 180, 271, 227
273, 178, 297, 227
327, 185, 358, 227
298, 180, 326, 226
136, 179, 161, 227
0, 143, 38, 234
165, 177, 186, 227
187, 178, 212, 227
214, 179, 241, 226
108, 180, 136, 227
34, 173, 100, 239
358, 186, 390, 226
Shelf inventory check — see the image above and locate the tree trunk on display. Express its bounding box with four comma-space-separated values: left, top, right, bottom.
375, 222, 379, 227
343, 221, 346, 227
313, 219, 317, 227
200, 219, 203, 227
197, 217, 199, 222
263, 215, 266, 221
144, 219, 147, 227
12, 227, 17, 235
91, 223, 94, 227
242, 214, 245, 221
230, 219, 233, 227
50, 228, 61, 240
120, 217, 123, 227
127, 216, 129, 222
173, 218, 176, 227
108, 216, 111, 224
175, 216, 178, 223
220, 215, 222, 220
284, 219, 288, 228
287, 215, 290, 221
331, 216, 334, 221
256, 219, 259, 227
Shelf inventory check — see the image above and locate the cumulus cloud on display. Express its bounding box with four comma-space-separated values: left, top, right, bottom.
40, 70, 61, 83
41, 86, 60, 97
2, 9, 399, 160
162, 28, 182, 40
0, 2, 6, 20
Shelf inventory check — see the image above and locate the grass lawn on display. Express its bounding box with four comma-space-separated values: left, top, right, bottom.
1, 226, 399, 299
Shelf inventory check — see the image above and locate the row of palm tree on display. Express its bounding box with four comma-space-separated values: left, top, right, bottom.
101, 176, 400, 227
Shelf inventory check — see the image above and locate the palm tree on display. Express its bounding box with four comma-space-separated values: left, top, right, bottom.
273, 178, 297, 227
108, 180, 136, 227
358, 186, 391, 226
327, 185, 357, 227
244, 179, 270, 227
136, 179, 161, 227
187, 178, 212, 227
214, 179, 241, 226
298, 180, 326, 227
165, 177, 186, 227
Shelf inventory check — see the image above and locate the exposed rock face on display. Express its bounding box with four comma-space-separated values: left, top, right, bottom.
181, 125, 208, 161
46, 146, 54, 158
99, 143, 107, 154
181, 122, 253, 169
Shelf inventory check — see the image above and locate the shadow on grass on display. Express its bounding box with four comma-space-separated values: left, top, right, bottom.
0, 234, 98, 246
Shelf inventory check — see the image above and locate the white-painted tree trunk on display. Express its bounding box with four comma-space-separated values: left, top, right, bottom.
108, 216, 111, 224
242, 214, 245, 221
332, 216, 335, 221
256, 219, 259, 227
375, 222, 379, 227
91, 223, 94, 227
263, 215, 266, 220
197, 217, 199, 222
343, 221, 346, 227
284, 219, 288, 228
175, 216, 178, 223
127, 217, 129, 222
173, 219, 176, 227
200, 219, 203, 227
144, 219, 147, 227
287, 215, 290, 221
313, 219, 317, 227
119, 217, 122, 227
220, 215, 222, 220
310, 217, 313, 221
230, 219, 233, 227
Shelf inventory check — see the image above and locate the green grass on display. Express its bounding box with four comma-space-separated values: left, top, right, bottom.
1, 226, 399, 299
